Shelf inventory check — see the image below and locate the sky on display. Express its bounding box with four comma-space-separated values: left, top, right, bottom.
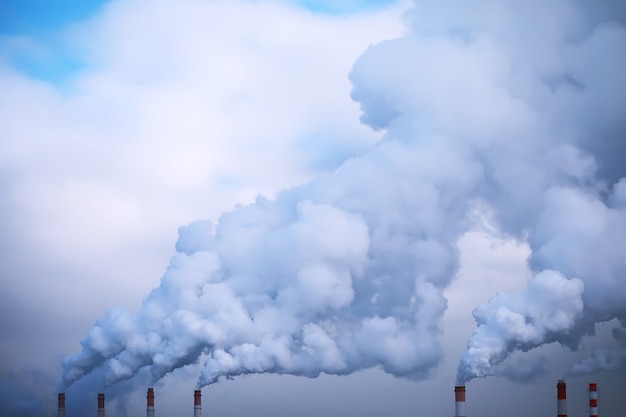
0, 0, 625, 416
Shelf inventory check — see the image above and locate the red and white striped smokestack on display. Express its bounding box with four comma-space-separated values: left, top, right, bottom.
194, 389, 202, 417
589, 383, 598, 417
454, 385, 466, 417
57, 393, 65, 417
147, 388, 155, 417
557, 380, 567, 417
98, 393, 105, 417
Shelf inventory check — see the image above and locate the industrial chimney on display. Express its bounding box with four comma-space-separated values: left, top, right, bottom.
454, 385, 466, 417
58, 393, 65, 417
98, 393, 105, 417
589, 383, 598, 417
194, 389, 202, 417
557, 380, 567, 417
147, 388, 155, 417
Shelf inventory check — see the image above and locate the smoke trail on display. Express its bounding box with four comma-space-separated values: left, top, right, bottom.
63, 0, 626, 392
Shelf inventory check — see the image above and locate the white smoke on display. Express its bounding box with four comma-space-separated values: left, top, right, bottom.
457, 270, 585, 382
62, 0, 626, 393
425, 0, 626, 383
63, 135, 469, 389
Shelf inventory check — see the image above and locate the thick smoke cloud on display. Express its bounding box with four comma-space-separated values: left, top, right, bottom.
447, 0, 626, 382
63, 0, 626, 395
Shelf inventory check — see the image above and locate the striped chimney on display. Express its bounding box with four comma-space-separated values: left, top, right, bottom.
57, 393, 65, 417
589, 383, 598, 417
194, 389, 202, 417
557, 380, 567, 417
98, 393, 105, 417
455, 385, 466, 417
147, 388, 155, 417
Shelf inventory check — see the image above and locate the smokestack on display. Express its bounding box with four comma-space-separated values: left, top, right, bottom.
589, 383, 598, 417
98, 393, 105, 417
194, 389, 202, 417
557, 380, 567, 417
57, 393, 65, 417
454, 385, 466, 417
147, 388, 155, 417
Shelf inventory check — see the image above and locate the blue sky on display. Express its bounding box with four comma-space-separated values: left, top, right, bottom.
0, 0, 399, 84
296, 0, 398, 14
0, 0, 399, 35
0, 0, 107, 83
0, 0, 106, 35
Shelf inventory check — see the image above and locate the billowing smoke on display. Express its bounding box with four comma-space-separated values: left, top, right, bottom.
63, 130, 470, 388
446, 0, 626, 383
63, 0, 626, 394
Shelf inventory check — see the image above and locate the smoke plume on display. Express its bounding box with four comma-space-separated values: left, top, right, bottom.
62, 0, 626, 394
448, 0, 626, 383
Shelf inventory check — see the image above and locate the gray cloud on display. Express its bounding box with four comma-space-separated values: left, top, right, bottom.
570, 319, 626, 375
0, 371, 47, 417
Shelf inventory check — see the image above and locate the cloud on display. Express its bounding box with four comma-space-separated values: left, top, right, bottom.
493, 354, 548, 385
0, 0, 408, 409
347, 0, 626, 384
57, 0, 626, 396
2, 0, 625, 414
570, 319, 626, 375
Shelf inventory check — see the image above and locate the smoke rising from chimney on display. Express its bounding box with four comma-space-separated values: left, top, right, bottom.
61, 0, 626, 396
